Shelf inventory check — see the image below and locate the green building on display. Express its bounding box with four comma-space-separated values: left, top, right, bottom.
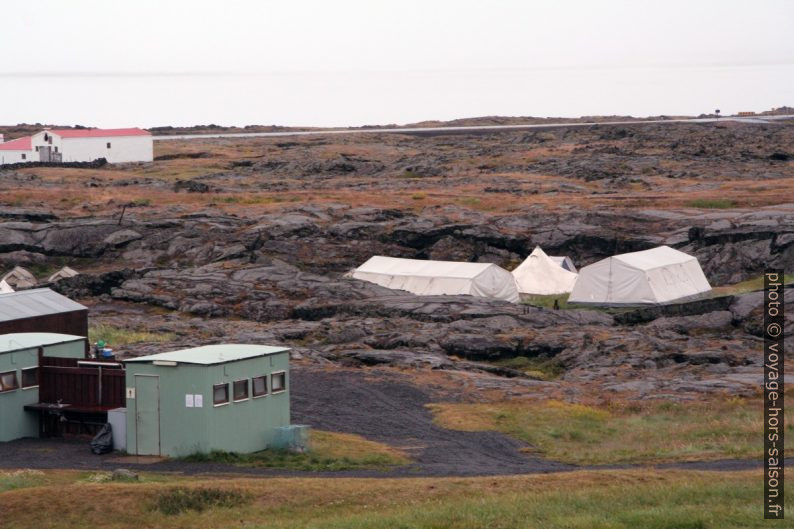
124, 344, 291, 457
0, 333, 87, 442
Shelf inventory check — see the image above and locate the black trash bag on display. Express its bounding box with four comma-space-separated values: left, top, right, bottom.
90, 423, 113, 455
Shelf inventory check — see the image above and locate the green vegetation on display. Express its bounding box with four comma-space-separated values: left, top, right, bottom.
182, 430, 409, 471
520, 293, 571, 309
685, 198, 737, 209
152, 487, 249, 515
0, 470, 47, 493
0, 469, 782, 529
712, 273, 794, 296
491, 356, 566, 380
429, 398, 794, 465
88, 323, 177, 346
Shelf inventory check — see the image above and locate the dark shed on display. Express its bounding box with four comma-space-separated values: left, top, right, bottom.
0, 288, 88, 337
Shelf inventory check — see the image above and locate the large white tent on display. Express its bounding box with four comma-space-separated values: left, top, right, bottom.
568, 245, 711, 305
350, 256, 520, 303
511, 247, 578, 295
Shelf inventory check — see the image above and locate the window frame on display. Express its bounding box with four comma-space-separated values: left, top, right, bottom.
21, 154, 26, 160
232, 379, 249, 403
212, 382, 229, 407
271, 371, 287, 394
106, 142, 111, 149
20, 367, 38, 390
252, 375, 268, 398
0, 370, 19, 393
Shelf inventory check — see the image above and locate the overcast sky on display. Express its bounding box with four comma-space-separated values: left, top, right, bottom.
1, 1, 792, 126
2, 0, 792, 74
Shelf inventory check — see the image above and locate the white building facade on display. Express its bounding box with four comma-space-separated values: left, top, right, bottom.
0, 136, 34, 165
0, 128, 153, 165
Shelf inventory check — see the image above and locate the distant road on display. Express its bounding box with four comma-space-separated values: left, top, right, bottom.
153, 114, 794, 141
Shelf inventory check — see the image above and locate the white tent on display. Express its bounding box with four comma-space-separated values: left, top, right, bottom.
0, 280, 13, 294
350, 256, 520, 303
48, 266, 79, 283
549, 255, 577, 273
568, 245, 711, 305
511, 247, 578, 295
1, 266, 36, 289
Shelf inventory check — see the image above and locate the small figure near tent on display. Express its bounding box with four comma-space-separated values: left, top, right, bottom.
1, 266, 37, 289
48, 266, 80, 283
511, 247, 578, 296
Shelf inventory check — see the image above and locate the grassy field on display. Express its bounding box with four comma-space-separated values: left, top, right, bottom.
182, 430, 409, 471
88, 323, 177, 346
0, 468, 783, 528
429, 398, 794, 465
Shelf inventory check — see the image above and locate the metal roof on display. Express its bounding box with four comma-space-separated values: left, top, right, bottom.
49, 128, 150, 139
0, 332, 85, 354
0, 136, 32, 151
0, 288, 87, 322
126, 344, 291, 366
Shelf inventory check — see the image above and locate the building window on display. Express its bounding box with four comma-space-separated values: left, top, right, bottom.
107, 142, 111, 149
252, 375, 268, 398
44, 134, 48, 141
271, 371, 286, 393
233, 379, 249, 402
35, 146, 39, 152
0, 371, 19, 392
213, 383, 229, 406
21, 154, 26, 160
54, 147, 58, 153
21, 367, 38, 389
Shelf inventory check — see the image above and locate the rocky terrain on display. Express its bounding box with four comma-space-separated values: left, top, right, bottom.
1, 119, 793, 403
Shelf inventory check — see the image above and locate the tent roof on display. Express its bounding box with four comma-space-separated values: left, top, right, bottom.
355, 256, 496, 279
126, 344, 291, 366
0, 288, 87, 322
0, 332, 85, 354
612, 246, 695, 271
512, 247, 578, 295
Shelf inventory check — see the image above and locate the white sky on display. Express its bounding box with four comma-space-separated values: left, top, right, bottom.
0, 0, 792, 126
2, 0, 792, 74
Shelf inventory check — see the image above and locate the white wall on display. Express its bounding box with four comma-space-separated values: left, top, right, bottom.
29, 131, 153, 164
0, 150, 33, 164
30, 131, 63, 162
60, 135, 153, 163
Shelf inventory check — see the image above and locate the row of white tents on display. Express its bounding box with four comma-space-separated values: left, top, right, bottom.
349, 245, 712, 306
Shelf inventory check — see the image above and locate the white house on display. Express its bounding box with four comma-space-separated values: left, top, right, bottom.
0, 128, 153, 165
0, 136, 34, 165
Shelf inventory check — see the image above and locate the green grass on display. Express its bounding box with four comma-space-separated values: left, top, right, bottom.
152, 487, 249, 515
0, 470, 48, 493
429, 397, 794, 465
685, 198, 737, 209
520, 293, 571, 309
712, 273, 794, 296
181, 430, 409, 471
0, 469, 782, 529
491, 356, 566, 380
88, 323, 177, 346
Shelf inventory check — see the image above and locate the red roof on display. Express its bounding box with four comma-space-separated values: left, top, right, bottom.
0, 136, 32, 151
48, 128, 151, 139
